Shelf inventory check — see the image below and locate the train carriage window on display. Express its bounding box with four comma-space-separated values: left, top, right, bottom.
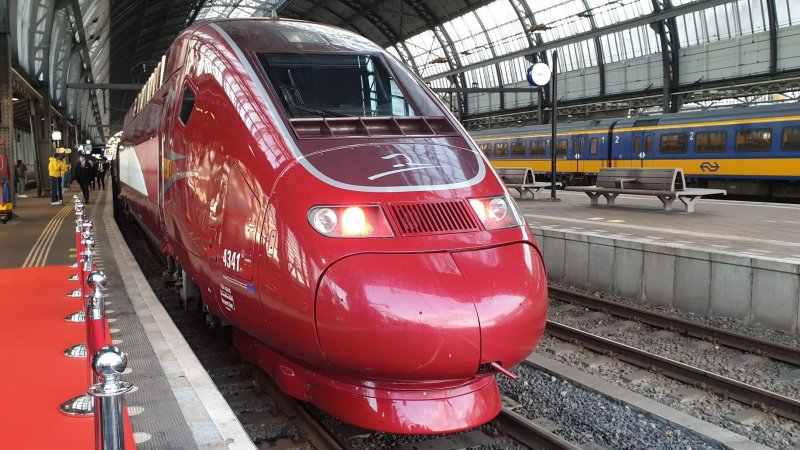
479, 144, 491, 157
695, 131, 726, 153
633, 136, 642, 153
782, 127, 800, 151
531, 140, 546, 156
659, 133, 688, 154
494, 143, 508, 157
590, 138, 598, 155
556, 139, 568, 157
178, 84, 195, 125
511, 142, 526, 156
645, 135, 653, 153
736, 129, 772, 152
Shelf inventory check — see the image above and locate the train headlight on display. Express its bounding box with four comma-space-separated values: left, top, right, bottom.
469, 195, 523, 230
309, 205, 394, 238
311, 207, 338, 234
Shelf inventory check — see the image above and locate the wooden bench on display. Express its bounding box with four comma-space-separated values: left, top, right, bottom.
565, 167, 726, 213
496, 167, 561, 198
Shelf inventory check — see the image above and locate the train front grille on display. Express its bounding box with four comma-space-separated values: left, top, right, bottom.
388, 200, 481, 236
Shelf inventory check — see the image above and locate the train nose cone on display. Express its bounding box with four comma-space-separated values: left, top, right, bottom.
315, 244, 547, 380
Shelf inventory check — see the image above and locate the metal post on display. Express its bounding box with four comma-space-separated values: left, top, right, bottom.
550, 50, 558, 200
89, 346, 133, 450
87, 271, 108, 354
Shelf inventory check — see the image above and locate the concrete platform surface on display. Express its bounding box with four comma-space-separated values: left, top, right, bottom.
516, 191, 800, 263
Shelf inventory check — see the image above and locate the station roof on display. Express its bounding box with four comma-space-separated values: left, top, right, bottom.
10, 0, 800, 142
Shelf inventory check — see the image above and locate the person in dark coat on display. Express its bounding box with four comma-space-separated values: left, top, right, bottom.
73, 156, 95, 204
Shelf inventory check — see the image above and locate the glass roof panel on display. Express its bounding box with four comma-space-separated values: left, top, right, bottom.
197, 0, 280, 20
588, 0, 654, 27
524, 0, 592, 42
473, 1, 527, 56
404, 30, 448, 79
443, 13, 493, 67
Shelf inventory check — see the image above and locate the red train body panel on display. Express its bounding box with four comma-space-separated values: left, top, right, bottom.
118, 18, 548, 434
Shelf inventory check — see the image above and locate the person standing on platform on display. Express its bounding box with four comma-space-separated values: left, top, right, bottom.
48, 153, 63, 205
73, 155, 95, 204
96, 159, 106, 190
62, 156, 72, 192
58, 155, 69, 195
14, 160, 27, 198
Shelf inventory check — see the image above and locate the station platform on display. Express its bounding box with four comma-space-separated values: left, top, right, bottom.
515, 190, 800, 335
0, 190, 255, 450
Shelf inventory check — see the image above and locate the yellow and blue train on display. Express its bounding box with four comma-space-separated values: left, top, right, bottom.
471, 103, 800, 197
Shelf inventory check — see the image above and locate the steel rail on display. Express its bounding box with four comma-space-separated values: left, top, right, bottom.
249, 368, 345, 450
496, 407, 580, 450
549, 286, 800, 366
546, 321, 800, 422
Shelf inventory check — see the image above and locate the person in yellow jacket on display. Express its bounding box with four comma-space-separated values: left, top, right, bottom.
48, 153, 63, 204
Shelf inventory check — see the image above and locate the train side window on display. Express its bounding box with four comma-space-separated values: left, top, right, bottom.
179, 84, 196, 125
479, 144, 491, 157
633, 136, 642, 153
494, 143, 508, 157
659, 133, 688, 154
531, 140, 546, 156
645, 135, 653, 153
511, 142, 526, 156
556, 139, 568, 157
781, 127, 800, 151
695, 131, 726, 153
590, 138, 598, 155
736, 129, 771, 152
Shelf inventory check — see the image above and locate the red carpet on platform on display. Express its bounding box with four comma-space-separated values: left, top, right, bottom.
0, 265, 136, 449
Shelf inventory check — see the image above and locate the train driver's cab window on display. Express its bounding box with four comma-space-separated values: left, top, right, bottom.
782, 127, 800, 151
511, 142, 526, 156
659, 133, 688, 154
479, 144, 491, 157
695, 131, 726, 153
590, 138, 598, 155
556, 139, 568, 157
736, 129, 772, 152
531, 140, 547, 156
494, 143, 508, 158
179, 84, 196, 125
258, 53, 417, 118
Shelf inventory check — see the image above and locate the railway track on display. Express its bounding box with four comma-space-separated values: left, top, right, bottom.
546, 321, 800, 422
547, 286, 800, 422
549, 285, 800, 366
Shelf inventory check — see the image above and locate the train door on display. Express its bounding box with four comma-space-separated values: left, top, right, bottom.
641, 133, 655, 167
571, 135, 585, 173
210, 163, 263, 331
157, 90, 174, 235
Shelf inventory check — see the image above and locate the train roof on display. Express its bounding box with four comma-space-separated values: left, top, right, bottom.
470, 103, 800, 139
614, 103, 800, 128
471, 119, 616, 139
190, 18, 385, 55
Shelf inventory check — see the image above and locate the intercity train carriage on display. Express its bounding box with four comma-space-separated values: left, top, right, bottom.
116, 18, 548, 434
471, 103, 800, 197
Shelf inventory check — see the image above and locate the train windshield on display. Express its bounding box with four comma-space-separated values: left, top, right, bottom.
258, 53, 417, 118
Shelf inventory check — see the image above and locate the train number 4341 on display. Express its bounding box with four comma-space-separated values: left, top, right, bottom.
223, 249, 242, 272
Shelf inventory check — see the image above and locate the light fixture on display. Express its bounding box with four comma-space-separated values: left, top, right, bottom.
52, 131, 62, 141
530, 24, 551, 33
11, 96, 19, 101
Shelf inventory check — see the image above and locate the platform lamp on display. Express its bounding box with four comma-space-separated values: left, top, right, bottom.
526, 51, 559, 200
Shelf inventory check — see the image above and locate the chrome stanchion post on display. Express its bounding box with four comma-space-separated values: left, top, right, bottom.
89, 346, 133, 450
87, 271, 108, 354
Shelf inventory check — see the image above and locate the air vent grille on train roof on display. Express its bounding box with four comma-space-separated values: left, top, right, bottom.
388, 200, 481, 236
290, 116, 458, 138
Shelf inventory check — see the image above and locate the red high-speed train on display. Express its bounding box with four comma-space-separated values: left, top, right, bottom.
117, 18, 547, 434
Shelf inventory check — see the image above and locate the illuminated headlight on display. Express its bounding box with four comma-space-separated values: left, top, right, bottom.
469, 195, 524, 230
309, 205, 394, 238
